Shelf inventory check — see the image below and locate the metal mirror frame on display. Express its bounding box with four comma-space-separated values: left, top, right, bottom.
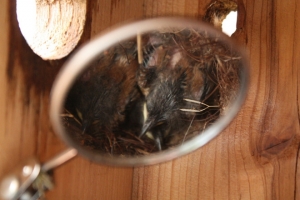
50, 17, 249, 167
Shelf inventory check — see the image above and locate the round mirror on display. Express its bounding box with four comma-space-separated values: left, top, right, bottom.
50, 17, 248, 166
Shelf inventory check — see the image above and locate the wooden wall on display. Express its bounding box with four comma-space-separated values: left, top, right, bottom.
0, 0, 299, 199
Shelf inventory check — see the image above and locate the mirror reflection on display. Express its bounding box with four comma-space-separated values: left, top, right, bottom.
61, 28, 242, 156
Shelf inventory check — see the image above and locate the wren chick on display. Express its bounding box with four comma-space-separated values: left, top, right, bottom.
65, 41, 143, 139
138, 38, 206, 150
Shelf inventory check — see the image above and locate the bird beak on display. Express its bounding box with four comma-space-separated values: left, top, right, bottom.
81, 120, 89, 135
140, 119, 154, 137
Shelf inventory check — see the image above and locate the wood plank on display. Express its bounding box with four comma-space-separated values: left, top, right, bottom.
1, 0, 300, 199
0, 0, 141, 199
293, 0, 300, 199
0, 0, 9, 175
132, 0, 300, 199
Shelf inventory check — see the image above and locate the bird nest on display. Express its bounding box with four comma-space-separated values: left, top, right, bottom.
61, 27, 242, 156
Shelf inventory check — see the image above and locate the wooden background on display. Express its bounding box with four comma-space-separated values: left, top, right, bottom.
0, 0, 299, 199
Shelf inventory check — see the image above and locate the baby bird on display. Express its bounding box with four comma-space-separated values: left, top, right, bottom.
138, 36, 206, 150
65, 41, 142, 137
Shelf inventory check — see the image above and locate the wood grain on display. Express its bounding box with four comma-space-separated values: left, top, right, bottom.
0, 0, 9, 178
132, 0, 300, 199
16, 0, 86, 60
0, 0, 299, 200
0, 0, 140, 199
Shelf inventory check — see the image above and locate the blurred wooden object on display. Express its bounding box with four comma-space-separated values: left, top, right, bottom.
16, 0, 86, 60
0, 0, 299, 199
